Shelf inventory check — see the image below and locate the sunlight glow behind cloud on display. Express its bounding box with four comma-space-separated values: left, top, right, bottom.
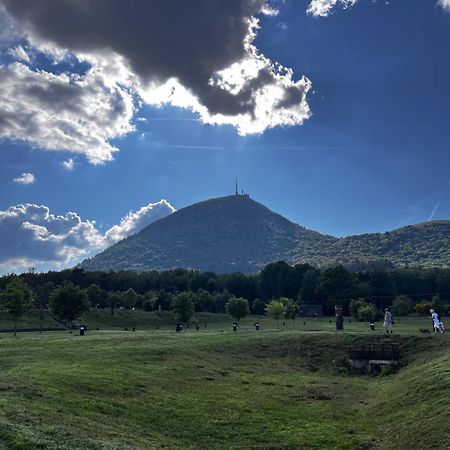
0, 0, 311, 163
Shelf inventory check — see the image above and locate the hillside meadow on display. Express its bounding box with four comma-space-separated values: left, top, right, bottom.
0, 316, 449, 449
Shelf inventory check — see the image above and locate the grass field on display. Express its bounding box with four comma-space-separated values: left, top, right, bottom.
0, 312, 448, 449
0, 308, 438, 335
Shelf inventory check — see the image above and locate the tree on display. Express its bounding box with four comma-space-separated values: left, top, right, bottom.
50, 282, 89, 329
86, 284, 105, 308
357, 304, 376, 322
368, 270, 396, 310
212, 290, 231, 313
123, 288, 138, 309
299, 269, 319, 304
251, 298, 265, 315
280, 297, 297, 326
225, 297, 249, 322
107, 292, 122, 316
391, 295, 414, 316
173, 292, 194, 325
142, 291, 158, 311
265, 300, 286, 329
431, 295, 445, 316
0, 278, 33, 336
318, 266, 357, 314
142, 298, 153, 312
193, 288, 213, 312
35, 281, 54, 333
349, 298, 368, 319
153, 290, 173, 311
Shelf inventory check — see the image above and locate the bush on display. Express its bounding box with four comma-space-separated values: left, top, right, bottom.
349, 298, 368, 319
391, 295, 414, 316
142, 299, 153, 312
358, 304, 376, 322
415, 302, 432, 315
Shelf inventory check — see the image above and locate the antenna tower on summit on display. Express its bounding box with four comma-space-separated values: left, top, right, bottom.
235, 178, 238, 195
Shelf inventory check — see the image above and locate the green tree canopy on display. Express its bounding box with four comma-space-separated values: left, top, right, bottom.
391, 295, 414, 316
50, 281, 89, 325
431, 295, 445, 316
173, 292, 194, 324
0, 278, 33, 335
225, 297, 249, 322
107, 291, 122, 316
358, 304, 376, 322
280, 297, 297, 321
349, 298, 369, 319
35, 281, 54, 333
251, 298, 265, 315
123, 288, 138, 309
86, 284, 105, 308
265, 300, 286, 328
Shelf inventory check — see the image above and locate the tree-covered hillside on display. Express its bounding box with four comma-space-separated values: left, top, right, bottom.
80, 195, 450, 273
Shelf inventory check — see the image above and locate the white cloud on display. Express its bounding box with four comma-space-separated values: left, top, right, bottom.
13, 172, 35, 185
0, 62, 135, 164
0, 0, 312, 161
307, 0, 357, 17
104, 200, 176, 245
8, 44, 30, 63
0, 200, 175, 273
308, 0, 450, 16
438, 0, 450, 12
61, 158, 74, 171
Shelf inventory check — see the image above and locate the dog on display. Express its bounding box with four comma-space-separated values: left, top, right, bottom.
420, 328, 431, 334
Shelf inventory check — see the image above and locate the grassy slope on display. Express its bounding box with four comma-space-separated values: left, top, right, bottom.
0, 328, 448, 449
0, 332, 372, 450
368, 335, 450, 449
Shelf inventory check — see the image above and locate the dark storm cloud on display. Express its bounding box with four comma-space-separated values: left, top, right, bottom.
1, 0, 274, 117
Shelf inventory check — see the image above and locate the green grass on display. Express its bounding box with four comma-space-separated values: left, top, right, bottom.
0, 326, 449, 449
0, 308, 438, 335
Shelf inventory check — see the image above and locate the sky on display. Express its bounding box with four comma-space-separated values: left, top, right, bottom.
0, 0, 450, 273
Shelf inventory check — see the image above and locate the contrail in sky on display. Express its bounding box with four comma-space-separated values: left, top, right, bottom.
428, 183, 450, 221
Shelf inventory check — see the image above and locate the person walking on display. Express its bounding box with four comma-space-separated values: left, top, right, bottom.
430, 309, 443, 334
383, 308, 393, 334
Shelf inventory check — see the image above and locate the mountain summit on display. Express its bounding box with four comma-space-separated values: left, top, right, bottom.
80, 195, 450, 272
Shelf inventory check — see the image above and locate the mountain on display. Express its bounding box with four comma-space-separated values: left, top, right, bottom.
79, 195, 450, 273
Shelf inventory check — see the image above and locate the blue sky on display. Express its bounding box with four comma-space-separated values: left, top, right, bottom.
0, 0, 449, 272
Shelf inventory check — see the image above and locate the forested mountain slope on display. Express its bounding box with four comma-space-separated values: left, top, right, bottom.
80, 196, 450, 272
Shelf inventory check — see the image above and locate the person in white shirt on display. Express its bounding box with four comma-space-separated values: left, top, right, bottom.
430, 309, 443, 334
383, 308, 393, 334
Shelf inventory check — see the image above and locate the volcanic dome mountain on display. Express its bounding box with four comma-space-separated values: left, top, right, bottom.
80, 195, 450, 273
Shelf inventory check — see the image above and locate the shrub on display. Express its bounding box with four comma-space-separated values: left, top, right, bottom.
415, 302, 432, 315
391, 295, 414, 316
357, 304, 376, 322
349, 298, 368, 319
142, 299, 153, 312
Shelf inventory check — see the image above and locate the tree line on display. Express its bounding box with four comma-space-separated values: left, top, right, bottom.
1, 261, 449, 330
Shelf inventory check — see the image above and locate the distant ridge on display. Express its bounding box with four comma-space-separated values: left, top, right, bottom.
80, 195, 450, 273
